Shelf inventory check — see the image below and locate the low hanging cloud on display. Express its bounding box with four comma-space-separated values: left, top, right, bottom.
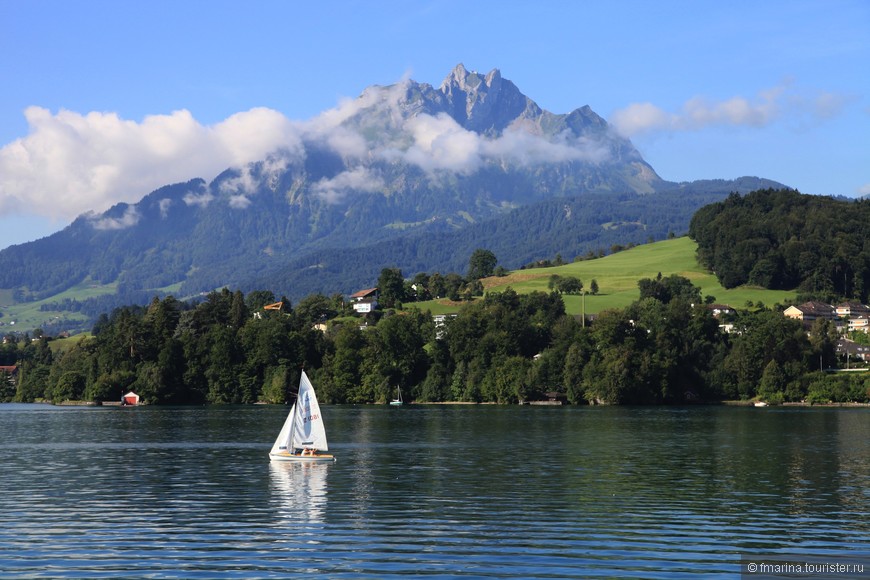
0, 106, 303, 221
611, 83, 848, 137
89, 205, 141, 230
387, 112, 610, 175
312, 167, 385, 204
1, 75, 630, 223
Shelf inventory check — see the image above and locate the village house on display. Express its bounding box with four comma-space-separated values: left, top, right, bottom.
433, 314, 457, 339
783, 300, 870, 334
848, 316, 870, 334
836, 301, 870, 318
836, 338, 870, 362
707, 304, 735, 318
350, 288, 379, 314
0, 365, 18, 388
783, 301, 837, 323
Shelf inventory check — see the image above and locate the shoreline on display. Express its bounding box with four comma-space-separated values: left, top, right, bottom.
11, 399, 869, 408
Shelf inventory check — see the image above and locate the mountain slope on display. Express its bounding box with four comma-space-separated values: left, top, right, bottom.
0, 64, 786, 320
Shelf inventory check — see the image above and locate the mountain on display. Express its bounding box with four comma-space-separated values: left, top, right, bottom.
0, 64, 786, 323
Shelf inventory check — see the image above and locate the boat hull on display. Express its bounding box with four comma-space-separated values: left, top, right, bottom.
269, 452, 335, 463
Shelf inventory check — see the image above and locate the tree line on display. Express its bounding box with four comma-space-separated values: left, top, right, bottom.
3, 272, 866, 406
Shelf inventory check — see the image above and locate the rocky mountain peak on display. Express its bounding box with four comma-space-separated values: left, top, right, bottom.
438, 64, 529, 134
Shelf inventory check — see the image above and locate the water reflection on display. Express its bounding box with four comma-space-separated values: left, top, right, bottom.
268, 461, 329, 524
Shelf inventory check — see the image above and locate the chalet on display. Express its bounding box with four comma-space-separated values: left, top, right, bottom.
783, 301, 836, 323
350, 288, 379, 314
0, 365, 18, 388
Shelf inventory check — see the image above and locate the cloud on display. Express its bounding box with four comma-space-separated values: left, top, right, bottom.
0, 76, 628, 222
228, 195, 252, 209
183, 182, 214, 208
218, 154, 292, 197
858, 183, 870, 197
312, 167, 385, 204
400, 113, 483, 174
0, 106, 304, 220
611, 83, 848, 137
484, 128, 611, 165
89, 205, 140, 230
158, 198, 172, 218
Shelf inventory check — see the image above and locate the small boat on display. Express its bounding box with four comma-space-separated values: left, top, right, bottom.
269, 370, 335, 462
754, 401, 769, 407
390, 386, 404, 406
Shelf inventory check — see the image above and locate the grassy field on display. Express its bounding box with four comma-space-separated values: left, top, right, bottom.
0, 278, 117, 334
411, 237, 797, 316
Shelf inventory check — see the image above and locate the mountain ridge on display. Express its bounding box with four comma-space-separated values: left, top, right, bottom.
0, 64, 788, 329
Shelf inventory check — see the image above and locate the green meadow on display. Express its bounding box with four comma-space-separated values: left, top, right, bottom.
412, 237, 797, 316
0, 278, 116, 334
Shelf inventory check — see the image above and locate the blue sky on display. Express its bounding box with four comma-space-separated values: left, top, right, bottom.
1, 0, 868, 250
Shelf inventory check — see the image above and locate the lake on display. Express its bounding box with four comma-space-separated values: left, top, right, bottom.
0, 403, 868, 578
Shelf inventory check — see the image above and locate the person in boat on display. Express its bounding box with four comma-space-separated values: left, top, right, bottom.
300, 447, 316, 457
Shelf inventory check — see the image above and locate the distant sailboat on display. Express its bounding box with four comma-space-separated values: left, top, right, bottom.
390, 386, 404, 406
269, 370, 335, 462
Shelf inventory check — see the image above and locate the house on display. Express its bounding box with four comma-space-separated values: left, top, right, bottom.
848, 316, 869, 334
350, 288, 379, 314
0, 365, 18, 388
836, 339, 870, 362
707, 304, 734, 318
836, 301, 870, 318
433, 314, 457, 339
783, 301, 836, 323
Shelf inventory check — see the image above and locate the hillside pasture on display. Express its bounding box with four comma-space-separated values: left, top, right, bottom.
411, 237, 797, 316
0, 278, 116, 334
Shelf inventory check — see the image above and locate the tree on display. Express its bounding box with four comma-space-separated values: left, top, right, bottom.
377, 268, 406, 309
589, 279, 599, 295
468, 249, 497, 280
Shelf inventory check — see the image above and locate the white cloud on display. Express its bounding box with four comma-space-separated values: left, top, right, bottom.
89, 205, 140, 230
0, 78, 630, 223
312, 167, 384, 204
228, 195, 252, 209
858, 183, 870, 197
400, 113, 483, 174
386, 113, 611, 174
158, 198, 172, 218
611, 83, 847, 137
183, 182, 214, 208
218, 154, 292, 197
0, 106, 304, 220
484, 128, 610, 165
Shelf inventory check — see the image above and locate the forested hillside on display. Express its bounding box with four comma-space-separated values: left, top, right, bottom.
689, 189, 870, 301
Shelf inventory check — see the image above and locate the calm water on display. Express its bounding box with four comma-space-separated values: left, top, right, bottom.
0, 403, 868, 578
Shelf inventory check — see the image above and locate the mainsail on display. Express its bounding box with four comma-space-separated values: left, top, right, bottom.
291, 370, 329, 451
270, 370, 329, 456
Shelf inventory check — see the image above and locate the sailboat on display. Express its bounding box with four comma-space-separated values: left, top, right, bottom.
390, 385, 403, 406
269, 370, 335, 462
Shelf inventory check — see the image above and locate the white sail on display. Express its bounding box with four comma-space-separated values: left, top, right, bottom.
290, 370, 329, 451
270, 402, 296, 455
